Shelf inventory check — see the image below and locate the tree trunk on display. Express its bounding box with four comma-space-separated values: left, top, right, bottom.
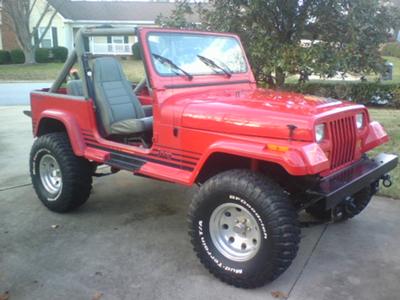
266, 74, 276, 89
23, 47, 36, 64
275, 67, 286, 88
298, 70, 309, 84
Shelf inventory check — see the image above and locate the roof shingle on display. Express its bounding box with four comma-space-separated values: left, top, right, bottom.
48, 0, 200, 22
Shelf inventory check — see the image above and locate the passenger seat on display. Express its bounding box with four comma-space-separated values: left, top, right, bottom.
66, 80, 84, 97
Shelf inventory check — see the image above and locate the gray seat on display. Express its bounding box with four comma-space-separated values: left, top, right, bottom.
66, 79, 153, 117
66, 80, 84, 96
92, 57, 153, 136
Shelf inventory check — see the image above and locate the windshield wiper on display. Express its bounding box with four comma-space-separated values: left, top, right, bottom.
152, 53, 193, 81
197, 55, 232, 78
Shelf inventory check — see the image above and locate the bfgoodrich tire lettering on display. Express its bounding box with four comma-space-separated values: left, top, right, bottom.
30, 132, 93, 213
188, 170, 300, 288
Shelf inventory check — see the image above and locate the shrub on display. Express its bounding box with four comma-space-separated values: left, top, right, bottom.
52, 46, 68, 62
35, 48, 51, 63
35, 47, 68, 63
391, 86, 400, 109
10, 49, 25, 64
0, 50, 11, 65
284, 81, 400, 108
381, 42, 400, 58
131, 43, 141, 60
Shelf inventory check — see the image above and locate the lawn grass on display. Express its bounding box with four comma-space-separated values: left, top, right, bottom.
0, 62, 64, 81
0, 59, 145, 83
369, 109, 400, 199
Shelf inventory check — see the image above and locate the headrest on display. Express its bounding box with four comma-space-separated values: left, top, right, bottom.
92, 57, 126, 83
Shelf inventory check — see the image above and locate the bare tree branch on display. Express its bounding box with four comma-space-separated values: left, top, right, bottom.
28, 0, 39, 18
36, 9, 58, 46
32, 3, 51, 34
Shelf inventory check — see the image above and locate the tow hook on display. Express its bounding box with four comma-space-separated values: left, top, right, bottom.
381, 174, 393, 188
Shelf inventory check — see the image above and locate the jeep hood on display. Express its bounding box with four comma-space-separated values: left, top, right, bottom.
178, 88, 361, 141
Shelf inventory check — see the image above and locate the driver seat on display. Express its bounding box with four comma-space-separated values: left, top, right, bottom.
92, 57, 153, 136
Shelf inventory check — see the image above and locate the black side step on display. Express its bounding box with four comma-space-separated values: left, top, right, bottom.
106, 152, 146, 171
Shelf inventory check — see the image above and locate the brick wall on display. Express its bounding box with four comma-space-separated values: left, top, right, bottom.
1, 24, 19, 50
0, 3, 20, 50
0, 0, 2, 49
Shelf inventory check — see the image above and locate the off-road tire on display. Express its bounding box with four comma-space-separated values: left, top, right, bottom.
30, 132, 93, 213
188, 169, 300, 288
305, 187, 372, 222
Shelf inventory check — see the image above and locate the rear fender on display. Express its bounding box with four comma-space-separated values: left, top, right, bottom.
35, 110, 86, 156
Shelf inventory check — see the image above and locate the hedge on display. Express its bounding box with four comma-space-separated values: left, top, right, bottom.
0, 50, 11, 65
35, 48, 51, 63
381, 42, 400, 58
10, 49, 25, 64
284, 81, 400, 108
131, 43, 141, 60
35, 47, 68, 63
52, 47, 68, 62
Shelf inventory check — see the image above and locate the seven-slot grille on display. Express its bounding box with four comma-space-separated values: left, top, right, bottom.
328, 116, 357, 169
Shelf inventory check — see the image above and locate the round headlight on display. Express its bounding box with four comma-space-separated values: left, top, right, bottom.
356, 113, 364, 129
315, 124, 326, 143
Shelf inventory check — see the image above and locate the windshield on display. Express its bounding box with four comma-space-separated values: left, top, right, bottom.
147, 32, 248, 77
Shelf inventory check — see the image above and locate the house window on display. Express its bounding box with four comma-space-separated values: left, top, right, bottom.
112, 36, 124, 44
39, 27, 53, 48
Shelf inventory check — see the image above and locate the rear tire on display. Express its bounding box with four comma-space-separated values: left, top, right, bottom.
188, 170, 300, 288
306, 187, 372, 222
30, 132, 93, 213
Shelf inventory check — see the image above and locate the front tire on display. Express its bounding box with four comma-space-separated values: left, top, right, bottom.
30, 132, 93, 213
188, 170, 300, 288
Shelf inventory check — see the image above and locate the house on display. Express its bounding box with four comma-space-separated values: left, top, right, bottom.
0, 0, 2, 50
1, 0, 202, 54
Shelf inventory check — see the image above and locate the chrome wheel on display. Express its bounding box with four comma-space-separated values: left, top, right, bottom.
39, 154, 62, 198
209, 202, 262, 262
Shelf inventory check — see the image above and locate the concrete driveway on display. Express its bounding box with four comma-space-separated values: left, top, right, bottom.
1, 106, 399, 300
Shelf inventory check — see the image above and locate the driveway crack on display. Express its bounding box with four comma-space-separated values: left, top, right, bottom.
287, 223, 329, 299
0, 182, 32, 192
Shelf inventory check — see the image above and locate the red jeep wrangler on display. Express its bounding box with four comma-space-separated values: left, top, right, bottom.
29, 27, 397, 288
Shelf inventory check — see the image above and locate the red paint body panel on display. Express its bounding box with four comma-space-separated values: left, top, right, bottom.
30, 28, 390, 186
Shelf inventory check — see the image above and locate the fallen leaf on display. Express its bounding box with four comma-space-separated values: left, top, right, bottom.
271, 290, 288, 299
51, 224, 60, 229
0, 291, 9, 300
92, 291, 103, 300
